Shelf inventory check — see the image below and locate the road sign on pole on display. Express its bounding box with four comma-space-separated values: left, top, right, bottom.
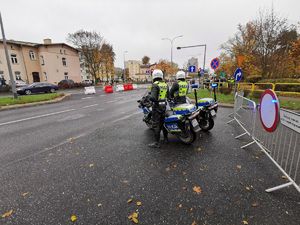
188, 65, 196, 73
210, 58, 220, 70
234, 68, 243, 82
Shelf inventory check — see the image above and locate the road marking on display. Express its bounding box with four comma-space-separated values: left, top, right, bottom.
81, 97, 93, 100
0, 133, 87, 169
0, 109, 76, 127
82, 104, 98, 109
113, 111, 140, 123
106, 100, 118, 103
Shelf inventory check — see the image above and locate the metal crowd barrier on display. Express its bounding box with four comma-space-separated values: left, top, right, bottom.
228, 94, 300, 193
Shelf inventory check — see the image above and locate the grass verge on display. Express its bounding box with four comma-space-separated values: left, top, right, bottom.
0, 93, 64, 107
188, 89, 300, 110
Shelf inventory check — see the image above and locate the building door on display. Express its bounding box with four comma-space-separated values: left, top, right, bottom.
32, 72, 40, 82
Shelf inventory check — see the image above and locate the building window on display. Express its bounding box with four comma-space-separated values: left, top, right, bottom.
11, 54, 18, 64
44, 72, 48, 81
15, 71, 21, 80
29, 50, 36, 60
64, 72, 68, 80
60, 49, 63, 54
62, 57, 67, 66
64, 50, 66, 54
40, 55, 45, 65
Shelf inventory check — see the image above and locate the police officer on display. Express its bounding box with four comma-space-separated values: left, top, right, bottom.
148, 69, 169, 148
170, 70, 189, 104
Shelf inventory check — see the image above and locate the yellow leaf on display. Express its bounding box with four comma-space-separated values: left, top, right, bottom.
132, 217, 139, 224
242, 220, 249, 225
136, 201, 142, 206
132, 212, 138, 218
22, 192, 29, 197
192, 221, 197, 225
70, 215, 77, 222
127, 199, 133, 203
193, 186, 202, 194
1, 210, 13, 218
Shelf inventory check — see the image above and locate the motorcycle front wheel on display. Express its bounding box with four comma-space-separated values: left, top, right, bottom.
176, 121, 196, 144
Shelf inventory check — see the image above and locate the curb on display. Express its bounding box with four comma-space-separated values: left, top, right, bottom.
0, 94, 71, 111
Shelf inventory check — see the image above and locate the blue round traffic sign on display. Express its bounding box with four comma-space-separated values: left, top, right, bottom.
234, 68, 243, 82
210, 58, 220, 70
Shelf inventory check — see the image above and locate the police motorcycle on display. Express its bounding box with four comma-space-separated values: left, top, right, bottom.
190, 83, 218, 131
137, 92, 201, 144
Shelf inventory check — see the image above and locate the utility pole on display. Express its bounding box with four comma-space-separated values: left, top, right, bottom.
162, 35, 183, 79
123, 51, 128, 82
0, 12, 17, 98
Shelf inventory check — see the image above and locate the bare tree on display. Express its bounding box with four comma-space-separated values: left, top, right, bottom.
67, 30, 103, 81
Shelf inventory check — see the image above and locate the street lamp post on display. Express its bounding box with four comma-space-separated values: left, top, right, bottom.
177, 44, 207, 85
162, 35, 183, 78
123, 51, 128, 82
0, 12, 17, 98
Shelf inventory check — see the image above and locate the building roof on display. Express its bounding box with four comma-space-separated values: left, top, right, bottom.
0, 39, 78, 52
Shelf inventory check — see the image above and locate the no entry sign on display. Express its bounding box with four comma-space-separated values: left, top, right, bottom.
259, 89, 280, 132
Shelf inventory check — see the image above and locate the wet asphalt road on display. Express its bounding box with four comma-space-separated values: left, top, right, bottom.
0, 89, 299, 225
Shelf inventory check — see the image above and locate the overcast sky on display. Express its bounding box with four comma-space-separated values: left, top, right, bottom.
1, 0, 299, 69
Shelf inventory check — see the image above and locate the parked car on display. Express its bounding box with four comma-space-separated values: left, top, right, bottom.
16, 82, 58, 95
9, 80, 27, 87
58, 79, 75, 88
82, 79, 93, 85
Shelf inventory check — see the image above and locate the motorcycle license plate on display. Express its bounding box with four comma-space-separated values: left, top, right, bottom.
192, 119, 199, 127
210, 110, 216, 117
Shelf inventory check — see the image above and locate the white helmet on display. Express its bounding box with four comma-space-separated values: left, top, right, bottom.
152, 69, 163, 81
176, 70, 186, 80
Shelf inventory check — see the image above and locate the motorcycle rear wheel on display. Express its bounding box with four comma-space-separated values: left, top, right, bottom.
199, 117, 214, 132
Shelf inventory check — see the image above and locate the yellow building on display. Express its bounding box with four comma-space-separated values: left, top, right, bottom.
0, 38, 81, 85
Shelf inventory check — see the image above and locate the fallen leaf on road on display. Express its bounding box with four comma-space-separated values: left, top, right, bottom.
237, 165, 242, 170
196, 147, 202, 152
182, 187, 187, 191
245, 186, 251, 191
122, 180, 129, 184
191, 221, 197, 225
281, 175, 288, 180
172, 164, 177, 168
128, 212, 139, 224
165, 167, 170, 172
251, 202, 259, 207
242, 220, 249, 224
97, 203, 102, 207
89, 163, 94, 168
127, 199, 133, 203
193, 186, 202, 194
1, 210, 13, 218
136, 201, 142, 206
22, 192, 29, 197
182, 171, 187, 175
178, 204, 182, 208
70, 215, 77, 222
190, 207, 193, 212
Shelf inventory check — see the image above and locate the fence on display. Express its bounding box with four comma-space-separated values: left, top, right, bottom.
228, 93, 300, 193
